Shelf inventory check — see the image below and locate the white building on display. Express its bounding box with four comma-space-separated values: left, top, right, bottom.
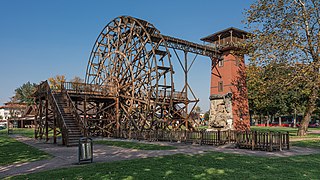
0, 107, 10, 120
0, 102, 27, 128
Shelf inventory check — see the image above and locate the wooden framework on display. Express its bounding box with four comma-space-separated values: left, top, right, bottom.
34, 16, 223, 145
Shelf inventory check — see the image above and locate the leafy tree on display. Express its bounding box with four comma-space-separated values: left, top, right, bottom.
192, 106, 202, 122
14, 81, 37, 105
48, 75, 66, 89
204, 111, 210, 121
245, 0, 319, 135
247, 63, 307, 124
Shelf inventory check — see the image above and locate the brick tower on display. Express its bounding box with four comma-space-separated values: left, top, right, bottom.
201, 27, 250, 130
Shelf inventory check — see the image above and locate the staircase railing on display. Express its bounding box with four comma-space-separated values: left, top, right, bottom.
39, 81, 69, 145
61, 84, 88, 137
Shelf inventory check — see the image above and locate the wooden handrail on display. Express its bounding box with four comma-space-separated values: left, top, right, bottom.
61, 84, 87, 137
39, 81, 69, 145
62, 82, 113, 96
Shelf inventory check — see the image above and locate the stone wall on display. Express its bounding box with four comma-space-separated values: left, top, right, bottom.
208, 93, 233, 130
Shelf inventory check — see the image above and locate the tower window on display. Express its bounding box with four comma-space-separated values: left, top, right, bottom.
218, 59, 224, 67
218, 81, 223, 92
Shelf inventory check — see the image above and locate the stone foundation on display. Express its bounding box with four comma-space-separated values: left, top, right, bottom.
209, 93, 233, 130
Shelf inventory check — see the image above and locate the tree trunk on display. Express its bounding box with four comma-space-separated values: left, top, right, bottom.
297, 88, 317, 136
279, 116, 281, 126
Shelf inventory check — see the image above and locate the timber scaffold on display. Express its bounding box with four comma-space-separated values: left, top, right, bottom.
33, 16, 290, 150
34, 16, 222, 146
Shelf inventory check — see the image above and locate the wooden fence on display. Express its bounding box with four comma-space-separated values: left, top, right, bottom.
235, 131, 290, 151
111, 129, 290, 151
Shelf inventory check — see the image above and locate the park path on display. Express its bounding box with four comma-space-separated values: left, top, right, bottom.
1, 135, 320, 178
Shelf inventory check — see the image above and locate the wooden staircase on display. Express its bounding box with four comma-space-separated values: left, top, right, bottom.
53, 93, 82, 146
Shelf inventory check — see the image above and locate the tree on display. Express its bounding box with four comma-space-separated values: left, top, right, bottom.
48, 75, 66, 89
204, 111, 210, 121
195, 106, 201, 113
245, 0, 319, 136
247, 63, 308, 124
14, 81, 37, 105
194, 106, 202, 122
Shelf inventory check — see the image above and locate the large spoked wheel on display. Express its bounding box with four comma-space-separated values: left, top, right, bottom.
86, 16, 174, 133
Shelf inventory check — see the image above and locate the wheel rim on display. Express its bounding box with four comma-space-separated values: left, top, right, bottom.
85, 16, 174, 132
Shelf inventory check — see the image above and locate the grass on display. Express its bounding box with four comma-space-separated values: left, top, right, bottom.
292, 140, 320, 149
95, 140, 177, 150
1, 127, 319, 179
10, 152, 320, 179
0, 128, 35, 138
0, 135, 52, 166
251, 126, 320, 139
0, 128, 61, 138
197, 126, 208, 130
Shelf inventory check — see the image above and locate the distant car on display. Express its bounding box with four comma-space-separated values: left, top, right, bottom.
308, 123, 320, 128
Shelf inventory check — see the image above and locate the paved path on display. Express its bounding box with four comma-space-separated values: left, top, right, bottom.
1, 136, 320, 178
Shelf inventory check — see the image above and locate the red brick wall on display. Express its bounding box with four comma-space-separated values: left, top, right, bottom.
210, 50, 250, 130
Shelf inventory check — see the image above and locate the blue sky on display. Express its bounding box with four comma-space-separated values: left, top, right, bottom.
0, 0, 254, 111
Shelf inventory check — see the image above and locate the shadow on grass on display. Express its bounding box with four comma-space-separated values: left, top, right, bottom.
0, 136, 51, 166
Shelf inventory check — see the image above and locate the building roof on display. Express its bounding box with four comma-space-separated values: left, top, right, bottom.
0, 102, 27, 109
200, 27, 249, 43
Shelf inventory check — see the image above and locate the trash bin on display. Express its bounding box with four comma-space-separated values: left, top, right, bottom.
78, 137, 93, 164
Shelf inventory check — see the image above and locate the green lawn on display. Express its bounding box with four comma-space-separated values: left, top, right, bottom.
251, 126, 320, 139
0, 128, 35, 138
2, 127, 320, 179
0, 128, 61, 139
292, 140, 320, 149
0, 135, 51, 166
10, 152, 320, 180
95, 140, 177, 150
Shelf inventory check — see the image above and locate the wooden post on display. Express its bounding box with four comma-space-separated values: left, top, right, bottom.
184, 51, 188, 130
53, 116, 57, 144
279, 132, 282, 151
251, 131, 256, 150
200, 130, 203, 145
84, 96, 88, 137
184, 129, 187, 143
269, 132, 273, 151
115, 96, 120, 138
263, 132, 266, 150
34, 112, 37, 139
217, 129, 221, 145
230, 30, 233, 43
20, 118, 23, 128
286, 131, 290, 150
45, 99, 49, 142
